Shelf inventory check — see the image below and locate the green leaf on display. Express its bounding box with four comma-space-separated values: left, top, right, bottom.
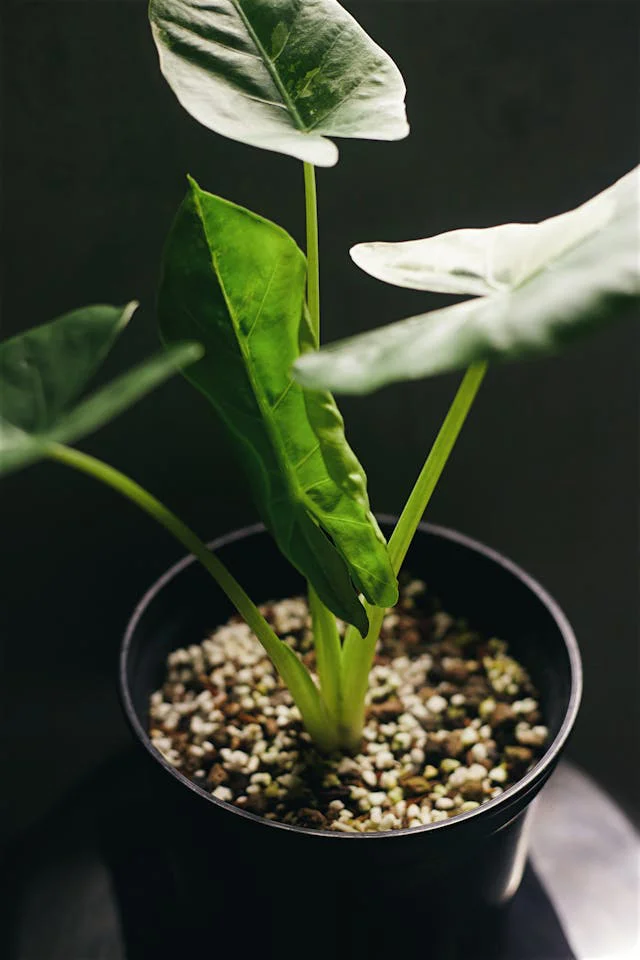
0, 302, 203, 475
157, 177, 398, 632
294, 166, 640, 393
149, 0, 408, 166
0, 303, 136, 434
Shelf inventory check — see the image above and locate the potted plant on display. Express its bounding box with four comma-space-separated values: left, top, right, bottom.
1, 0, 637, 939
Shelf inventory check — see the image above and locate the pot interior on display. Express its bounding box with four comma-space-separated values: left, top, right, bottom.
123, 520, 579, 762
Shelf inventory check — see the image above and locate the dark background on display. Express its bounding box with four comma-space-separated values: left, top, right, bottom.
1, 0, 638, 844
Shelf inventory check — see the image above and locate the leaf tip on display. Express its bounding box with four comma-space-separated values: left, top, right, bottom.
291, 354, 319, 388
354, 602, 369, 639
185, 173, 202, 196
119, 299, 140, 331
350, 243, 370, 271
184, 341, 205, 364
303, 137, 339, 168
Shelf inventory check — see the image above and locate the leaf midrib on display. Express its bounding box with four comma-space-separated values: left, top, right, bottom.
191, 189, 326, 541
230, 0, 375, 140
463, 203, 618, 312
231, 0, 307, 133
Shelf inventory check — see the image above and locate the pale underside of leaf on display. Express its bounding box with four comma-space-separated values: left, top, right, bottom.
294, 166, 640, 393
150, 0, 408, 165
350, 181, 616, 295
157, 179, 397, 629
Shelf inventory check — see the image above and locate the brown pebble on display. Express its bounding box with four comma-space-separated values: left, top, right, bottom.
440, 639, 462, 657
229, 773, 250, 794
445, 731, 466, 758
183, 755, 202, 774
491, 703, 515, 727
270, 690, 290, 706
196, 673, 220, 695
373, 654, 393, 666
210, 729, 230, 748
451, 631, 477, 649
263, 717, 279, 738
237, 712, 260, 725
465, 675, 491, 692
400, 775, 431, 796
465, 750, 491, 770
446, 707, 467, 728
245, 794, 269, 815
321, 786, 351, 802
297, 808, 328, 828
207, 763, 229, 788
419, 715, 442, 733
424, 735, 446, 761
367, 697, 404, 720
504, 745, 534, 768
460, 781, 486, 801
398, 614, 417, 630
441, 658, 469, 683
402, 628, 422, 648
223, 702, 241, 718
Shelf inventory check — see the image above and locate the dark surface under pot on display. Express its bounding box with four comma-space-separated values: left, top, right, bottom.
5, 750, 587, 960
119, 519, 582, 934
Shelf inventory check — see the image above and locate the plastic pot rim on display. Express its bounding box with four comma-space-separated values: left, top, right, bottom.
119, 517, 582, 842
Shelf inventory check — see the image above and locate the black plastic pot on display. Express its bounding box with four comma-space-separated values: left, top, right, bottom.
120, 519, 581, 953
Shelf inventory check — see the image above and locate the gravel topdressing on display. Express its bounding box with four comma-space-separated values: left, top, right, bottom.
149, 579, 548, 832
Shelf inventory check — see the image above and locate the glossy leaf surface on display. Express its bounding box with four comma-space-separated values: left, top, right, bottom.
294, 166, 640, 393
157, 177, 397, 631
0, 303, 202, 475
149, 0, 408, 166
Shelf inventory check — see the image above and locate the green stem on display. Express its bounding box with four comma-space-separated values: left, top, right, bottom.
45, 442, 338, 752
303, 161, 320, 340
303, 160, 341, 737
308, 582, 343, 725
387, 361, 488, 573
339, 362, 488, 751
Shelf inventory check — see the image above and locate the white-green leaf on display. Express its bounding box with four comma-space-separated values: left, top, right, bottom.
294, 166, 640, 393
0, 303, 203, 475
149, 0, 409, 166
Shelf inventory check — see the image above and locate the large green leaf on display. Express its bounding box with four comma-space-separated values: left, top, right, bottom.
149, 0, 408, 166
294, 166, 640, 393
0, 302, 202, 475
157, 177, 397, 632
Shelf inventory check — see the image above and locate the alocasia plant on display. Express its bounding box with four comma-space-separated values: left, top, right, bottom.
1, 0, 637, 754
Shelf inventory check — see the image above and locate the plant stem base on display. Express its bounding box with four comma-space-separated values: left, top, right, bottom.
150, 581, 548, 832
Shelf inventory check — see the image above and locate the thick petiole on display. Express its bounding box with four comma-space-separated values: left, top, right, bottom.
338, 362, 488, 751
303, 161, 321, 340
